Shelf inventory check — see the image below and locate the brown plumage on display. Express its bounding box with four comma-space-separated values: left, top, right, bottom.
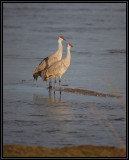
33, 36, 65, 80
43, 43, 73, 90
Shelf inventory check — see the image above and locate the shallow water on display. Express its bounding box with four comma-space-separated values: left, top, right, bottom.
3, 3, 126, 148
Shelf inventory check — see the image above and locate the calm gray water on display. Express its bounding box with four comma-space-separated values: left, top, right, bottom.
3, 3, 126, 148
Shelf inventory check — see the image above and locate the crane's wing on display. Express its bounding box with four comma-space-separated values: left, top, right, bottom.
34, 56, 58, 72
33, 49, 61, 80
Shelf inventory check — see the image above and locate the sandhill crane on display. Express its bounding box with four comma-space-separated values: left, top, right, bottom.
33, 36, 66, 87
43, 43, 73, 93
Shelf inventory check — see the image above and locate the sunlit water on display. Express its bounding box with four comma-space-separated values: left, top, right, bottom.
3, 3, 126, 148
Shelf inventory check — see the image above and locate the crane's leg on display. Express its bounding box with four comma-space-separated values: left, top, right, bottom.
49, 79, 52, 91
59, 77, 61, 95
54, 78, 56, 95
59, 90, 61, 101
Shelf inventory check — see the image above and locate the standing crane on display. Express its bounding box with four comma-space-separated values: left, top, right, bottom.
43, 43, 73, 93
33, 36, 65, 87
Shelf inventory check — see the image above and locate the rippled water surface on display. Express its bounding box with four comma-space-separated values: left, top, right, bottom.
3, 3, 126, 148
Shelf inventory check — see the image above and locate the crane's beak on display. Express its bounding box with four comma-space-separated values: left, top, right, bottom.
71, 45, 73, 47
63, 38, 66, 41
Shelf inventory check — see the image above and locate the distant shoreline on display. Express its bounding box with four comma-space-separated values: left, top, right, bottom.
3, 144, 126, 157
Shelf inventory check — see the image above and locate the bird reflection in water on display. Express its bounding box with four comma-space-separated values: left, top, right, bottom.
48, 88, 62, 103
33, 90, 73, 121
48, 90, 72, 121
33, 90, 62, 105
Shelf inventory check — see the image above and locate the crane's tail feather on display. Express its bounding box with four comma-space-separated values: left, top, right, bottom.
33, 66, 41, 80
33, 72, 40, 80
33, 66, 51, 82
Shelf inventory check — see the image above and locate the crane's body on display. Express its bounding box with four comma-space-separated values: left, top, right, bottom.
43, 43, 72, 92
33, 36, 65, 80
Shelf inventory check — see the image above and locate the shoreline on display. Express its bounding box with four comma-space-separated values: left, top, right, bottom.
3, 144, 126, 157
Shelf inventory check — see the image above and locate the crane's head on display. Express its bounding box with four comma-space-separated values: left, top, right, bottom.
58, 36, 66, 41
67, 43, 73, 48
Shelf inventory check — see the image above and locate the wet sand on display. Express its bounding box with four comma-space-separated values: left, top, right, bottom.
55, 88, 121, 98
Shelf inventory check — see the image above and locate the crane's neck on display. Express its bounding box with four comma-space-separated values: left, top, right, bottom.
57, 40, 63, 59
65, 47, 71, 66
58, 40, 63, 52
67, 47, 71, 58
